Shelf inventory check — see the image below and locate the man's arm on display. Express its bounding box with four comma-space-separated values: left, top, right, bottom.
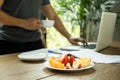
0, 0, 24, 27
42, 4, 88, 45
41, 4, 71, 40
0, 0, 42, 30
0, 10, 25, 27
0, 0, 4, 6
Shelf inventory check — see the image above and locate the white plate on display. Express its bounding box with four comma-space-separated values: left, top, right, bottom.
44, 60, 94, 72
18, 49, 47, 61
60, 46, 80, 51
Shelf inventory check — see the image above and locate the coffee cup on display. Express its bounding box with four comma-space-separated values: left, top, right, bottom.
41, 20, 55, 28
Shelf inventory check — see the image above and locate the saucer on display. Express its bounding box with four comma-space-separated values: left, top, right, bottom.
18, 49, 47, 61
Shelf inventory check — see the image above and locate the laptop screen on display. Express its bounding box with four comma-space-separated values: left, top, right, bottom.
96, 12, 117, 51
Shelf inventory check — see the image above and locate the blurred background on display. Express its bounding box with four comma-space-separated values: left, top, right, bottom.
45, 0, 119, 48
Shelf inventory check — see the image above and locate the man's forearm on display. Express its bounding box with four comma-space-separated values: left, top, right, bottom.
53, 15, 71, 39
0, 10, 24, 27
42, 5, 71, 40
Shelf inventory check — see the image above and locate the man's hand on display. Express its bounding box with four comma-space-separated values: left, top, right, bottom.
19, 18, 44, 30
68, 36, 88, 47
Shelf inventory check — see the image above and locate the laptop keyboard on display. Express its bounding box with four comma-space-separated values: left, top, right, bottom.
82, 44, 96, 49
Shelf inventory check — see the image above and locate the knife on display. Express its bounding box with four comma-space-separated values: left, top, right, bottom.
48, 50, 62, 54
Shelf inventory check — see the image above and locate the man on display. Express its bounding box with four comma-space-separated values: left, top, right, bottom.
0, 0, 87, 54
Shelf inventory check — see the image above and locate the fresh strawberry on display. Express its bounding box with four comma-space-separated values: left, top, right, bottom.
77, 64, 82, 69
61, 55, 69, 66
69, 55, 75, 66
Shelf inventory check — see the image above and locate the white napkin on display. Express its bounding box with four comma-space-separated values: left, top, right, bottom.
47, 48, 120, 64
62, 49, 120, 63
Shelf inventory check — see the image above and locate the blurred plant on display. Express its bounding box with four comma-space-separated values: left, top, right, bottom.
55, 0, 115, 41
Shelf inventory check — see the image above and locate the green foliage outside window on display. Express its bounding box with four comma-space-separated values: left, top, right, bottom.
46, 0, 116, 48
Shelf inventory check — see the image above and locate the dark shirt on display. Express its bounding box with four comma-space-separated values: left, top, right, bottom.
0, 0, 50, 42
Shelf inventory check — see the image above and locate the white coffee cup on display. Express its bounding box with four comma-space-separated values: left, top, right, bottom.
41, 20, 55, 28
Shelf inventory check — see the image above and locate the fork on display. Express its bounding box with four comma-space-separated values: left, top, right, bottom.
67, 53, 79, 59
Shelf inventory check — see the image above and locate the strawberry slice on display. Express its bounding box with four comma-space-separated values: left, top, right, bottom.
61, 55, 69, 66
69, 55, 75, 66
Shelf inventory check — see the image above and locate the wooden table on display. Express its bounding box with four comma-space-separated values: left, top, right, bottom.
0, 42, 120, 80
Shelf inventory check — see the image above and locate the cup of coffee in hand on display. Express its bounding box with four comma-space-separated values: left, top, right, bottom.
41, 20, 55, 28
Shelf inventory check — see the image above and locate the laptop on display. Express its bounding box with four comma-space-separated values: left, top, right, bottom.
78, 12, 117, 51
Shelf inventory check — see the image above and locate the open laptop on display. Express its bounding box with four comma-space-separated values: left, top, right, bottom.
78, 12, 117, 51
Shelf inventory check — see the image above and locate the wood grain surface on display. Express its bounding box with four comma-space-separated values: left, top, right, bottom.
0, 42, 120, 80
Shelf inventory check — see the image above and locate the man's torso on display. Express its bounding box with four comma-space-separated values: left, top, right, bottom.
0, 0, 49, 42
